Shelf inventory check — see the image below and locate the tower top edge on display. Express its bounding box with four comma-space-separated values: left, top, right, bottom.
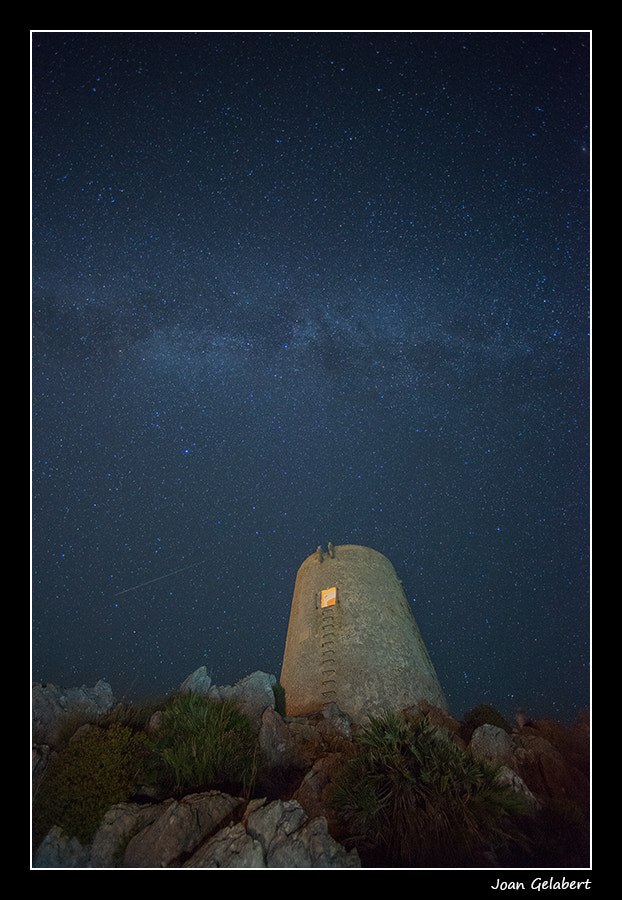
299, 544, 394, 568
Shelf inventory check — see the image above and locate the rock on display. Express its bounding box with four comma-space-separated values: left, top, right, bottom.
175, 669, 277, 725
316, 703, 352, 746
34, 791, 359, 868
275, 705, 354, 771
90, 802, 162, 867
293, 753, 348, 832
513, 727, 563, 764
270, 814, 358, 868
30, 674, 590, 868
512, 722, 590, 809
259, 705, 295, 768
32, 680, 115, 746
32, 744, 56, 793
246, 797, 306, 854
208, 671, 276, 725
404, 700, 466, 748
33, 825, 90, 868
245, 798, 359, 868
179, 666, 212, 695
146, 709, 164, 736
122, 791, 243, 868
258, 702, 352, 773
525, 718, 590, 778
469, 723, 516, 767
494, 765, 542, 815
184, 823, 265, 868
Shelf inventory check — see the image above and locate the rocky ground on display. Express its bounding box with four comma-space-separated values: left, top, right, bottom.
31, 669, 590, 868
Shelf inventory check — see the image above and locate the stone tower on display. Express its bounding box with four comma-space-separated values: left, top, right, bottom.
280, 544, 448, 722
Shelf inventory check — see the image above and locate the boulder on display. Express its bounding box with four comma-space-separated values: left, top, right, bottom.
269, 814, 356, 868
184, 823, 265, 868
404, 700, 466, 748
33, 825, 90, 868
122, 791, 243, 868
179, 666, 212, 695
207, 671, 276, 725
512, 723, 589, 808
282, 705, 354, 769
90, 802, 162, 867
524, 718, 590, 779
258, 703, 352, 773
494, 765, 542, 815
32, 680, 115, 746
315, 703, 352, 747
175, 669, 277, 725
293, 752, 349, 833
259, 705, 296, 768
245, 798, 359, 868
469, 723, 516, 767
246, 797, 306, 854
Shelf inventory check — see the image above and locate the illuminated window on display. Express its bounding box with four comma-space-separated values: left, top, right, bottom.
321, 587, 337, 608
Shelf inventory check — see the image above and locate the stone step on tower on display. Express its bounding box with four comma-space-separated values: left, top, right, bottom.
280, 544, 448, 723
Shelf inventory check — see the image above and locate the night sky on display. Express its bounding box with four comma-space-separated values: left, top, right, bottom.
31, 31, 590, 724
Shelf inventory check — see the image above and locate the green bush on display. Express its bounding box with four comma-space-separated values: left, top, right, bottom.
333, 710, 531, 867
149, 694, 258, 795
33, 723, 148, 848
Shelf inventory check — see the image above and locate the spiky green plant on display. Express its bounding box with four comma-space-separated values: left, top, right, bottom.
333, 710, 532, 867
148, 693, 258, 795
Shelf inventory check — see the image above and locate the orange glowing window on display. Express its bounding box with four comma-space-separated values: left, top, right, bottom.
321, 587, 337, 608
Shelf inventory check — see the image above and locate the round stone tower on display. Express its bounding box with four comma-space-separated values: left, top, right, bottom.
280, 544, 448, 722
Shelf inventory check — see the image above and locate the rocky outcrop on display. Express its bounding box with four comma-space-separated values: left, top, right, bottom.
33, 825, 92, 868
32, 673, 590, 868
510, 718, 590, 810
32, 744, 57, 795
469, 723, 516, 767
185, 822, 265, 867
178, 666, 213, 695
187, 797, 359, 868
179, 668, 277, 726
124, 791, 243, 868
464, 717, 591, 823
33, 793, 360, 868
32, 680, 115, 746
259, 702, 353, 771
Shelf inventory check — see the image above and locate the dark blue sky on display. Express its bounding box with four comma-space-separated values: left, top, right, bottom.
32, 31, 590, 723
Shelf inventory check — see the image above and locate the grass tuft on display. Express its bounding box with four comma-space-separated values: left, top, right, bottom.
148, 693, 259, 795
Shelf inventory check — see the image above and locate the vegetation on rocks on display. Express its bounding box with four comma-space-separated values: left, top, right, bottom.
332, 710, 532, 867
148, 693, 259, 795
31, 678, 590, 868
33, 723, 148, 847
33, 693, 259, 853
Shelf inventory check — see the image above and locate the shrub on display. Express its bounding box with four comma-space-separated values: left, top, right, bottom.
332, 710, 531, 867
148, 693, 258, 795
33, 723, 148, 848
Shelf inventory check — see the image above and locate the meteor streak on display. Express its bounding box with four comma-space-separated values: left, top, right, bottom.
114, 560, 206, 596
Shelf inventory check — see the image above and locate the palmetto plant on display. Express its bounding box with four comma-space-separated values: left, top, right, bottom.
333, 710, 531, 866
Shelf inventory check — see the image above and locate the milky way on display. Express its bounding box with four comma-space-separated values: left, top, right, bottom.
32, 31, 590, 721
